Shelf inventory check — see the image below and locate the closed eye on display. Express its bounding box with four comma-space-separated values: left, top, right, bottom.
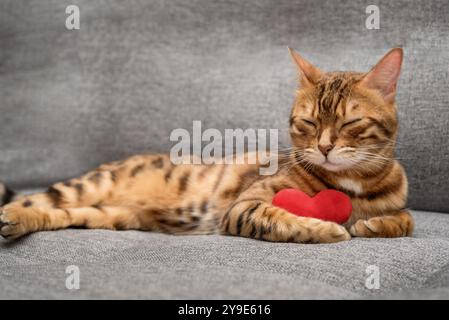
341, 118, 362, 129
301, 119, 317, 128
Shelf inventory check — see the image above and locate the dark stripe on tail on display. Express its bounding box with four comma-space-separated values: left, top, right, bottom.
1, 185, 15, 205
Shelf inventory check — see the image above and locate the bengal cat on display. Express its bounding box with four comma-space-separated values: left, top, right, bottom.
0, 48, 413, 243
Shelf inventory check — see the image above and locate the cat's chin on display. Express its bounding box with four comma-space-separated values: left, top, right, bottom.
319, 161, 353, 172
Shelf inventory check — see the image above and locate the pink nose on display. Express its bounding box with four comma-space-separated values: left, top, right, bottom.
318, 144, 334, 157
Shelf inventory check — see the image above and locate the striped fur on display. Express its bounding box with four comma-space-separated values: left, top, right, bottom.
0, 182, 15, 206
0, 48, 413, 242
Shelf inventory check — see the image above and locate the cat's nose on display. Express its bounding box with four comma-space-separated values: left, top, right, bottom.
318, 144, 334, 157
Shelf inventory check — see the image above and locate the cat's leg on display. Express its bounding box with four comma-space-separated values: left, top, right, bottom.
16, 155, 169, 210
1, 153, 175, 217
219, 179, 351, 244
0, 170, 119, 239
349, 210, 414, 238
0, 155, 177, 239
4, 168, 121, 212
0, 203, 149, 239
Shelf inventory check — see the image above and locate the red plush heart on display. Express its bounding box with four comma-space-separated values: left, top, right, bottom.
272, 189, 352, 224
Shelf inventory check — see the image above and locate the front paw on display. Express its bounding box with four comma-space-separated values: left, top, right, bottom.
0, 204, 34, 240
327, 223, 352, 243
349, 217, 407, 238
310, 220, 352, 243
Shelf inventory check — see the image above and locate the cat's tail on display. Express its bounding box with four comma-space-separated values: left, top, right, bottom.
0, 181, 16, 206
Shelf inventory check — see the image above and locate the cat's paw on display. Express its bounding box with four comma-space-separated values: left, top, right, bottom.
324, 222, 351, 243
310, 220, 351, 243
0, 204, 34, 240
349, 217, 407, 238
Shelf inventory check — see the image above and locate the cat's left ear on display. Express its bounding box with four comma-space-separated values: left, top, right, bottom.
359, 48, 403, 103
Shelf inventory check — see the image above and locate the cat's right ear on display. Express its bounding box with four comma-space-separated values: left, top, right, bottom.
288, 47, 323, 87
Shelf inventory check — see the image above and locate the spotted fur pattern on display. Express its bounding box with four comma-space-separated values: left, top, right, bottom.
0, 48, 413, 242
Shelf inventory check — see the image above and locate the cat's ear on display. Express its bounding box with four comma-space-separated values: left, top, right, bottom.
359, 48, 403, 103
288, 47, 323, 87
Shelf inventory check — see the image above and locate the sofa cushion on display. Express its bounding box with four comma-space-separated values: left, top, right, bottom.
1, 210, 448, 299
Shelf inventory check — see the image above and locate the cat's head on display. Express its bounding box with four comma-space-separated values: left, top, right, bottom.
288, 48, 402, 173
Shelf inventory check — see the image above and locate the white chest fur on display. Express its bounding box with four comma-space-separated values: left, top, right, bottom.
338, 178, 364, 195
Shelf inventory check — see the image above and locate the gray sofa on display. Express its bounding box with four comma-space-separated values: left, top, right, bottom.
1, 0, 448, 299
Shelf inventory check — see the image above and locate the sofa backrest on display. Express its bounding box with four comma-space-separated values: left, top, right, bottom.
1, 0, 448, 212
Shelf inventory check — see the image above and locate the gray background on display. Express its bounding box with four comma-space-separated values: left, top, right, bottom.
1, 0, 448, 212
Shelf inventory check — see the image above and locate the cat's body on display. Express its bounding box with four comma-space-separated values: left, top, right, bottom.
0, 48, 414, 242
